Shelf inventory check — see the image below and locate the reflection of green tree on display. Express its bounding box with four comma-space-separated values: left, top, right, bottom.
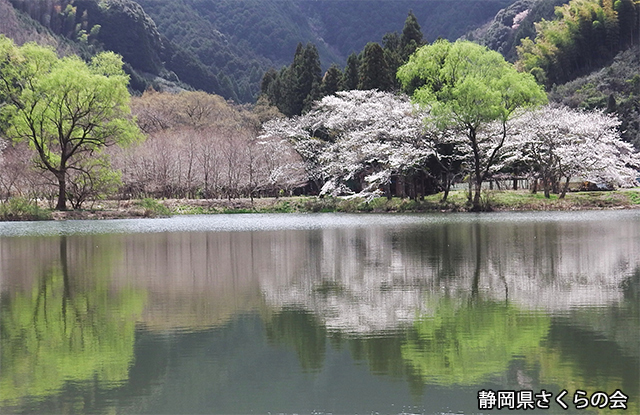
264, 308, 327, 372
525, 345, 639, 414
0, 238, 146, 406
402, 297, 551, 385
348, 335, 407, 379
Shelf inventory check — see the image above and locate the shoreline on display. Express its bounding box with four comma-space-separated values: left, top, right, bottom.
3, 190, 640, 221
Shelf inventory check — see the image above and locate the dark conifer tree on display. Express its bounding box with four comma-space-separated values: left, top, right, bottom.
290, 43, 322, 115
400, 10, 424, 60
383, 32, 403, 90
321, 64, 343, 96
341, 53, 360, 90
276, 66, 294, 116
302, 79, 322, 113
260, 67, 278, 101
358, 42, 392, 91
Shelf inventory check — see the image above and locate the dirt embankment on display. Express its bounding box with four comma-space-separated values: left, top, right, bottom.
42, 191, 640, 221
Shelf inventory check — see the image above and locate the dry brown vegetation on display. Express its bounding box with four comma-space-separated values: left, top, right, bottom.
117, 90, 305, 200
0, 89, 306, 208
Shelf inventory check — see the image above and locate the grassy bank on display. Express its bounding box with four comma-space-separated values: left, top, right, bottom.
2, 189, 640, 221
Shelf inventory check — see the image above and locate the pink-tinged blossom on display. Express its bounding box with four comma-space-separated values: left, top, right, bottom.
506, 105, 640, 194
261, 90, 434, 197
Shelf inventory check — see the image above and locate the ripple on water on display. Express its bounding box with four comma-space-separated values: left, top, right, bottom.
2, 209, 640, 237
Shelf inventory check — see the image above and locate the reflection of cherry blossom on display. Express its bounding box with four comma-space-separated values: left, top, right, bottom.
260, 217, 639, 335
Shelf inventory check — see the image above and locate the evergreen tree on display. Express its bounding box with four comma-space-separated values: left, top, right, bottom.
614, 0, 638, 48
290, 43, 322, 115
260, 67, 279, 102
321, 64, 343, 96
358, 42, 392, 91
277, 66, 294, 116
341, 53, 360, 90
400, 10, 424, 60
383, 32, 403, 90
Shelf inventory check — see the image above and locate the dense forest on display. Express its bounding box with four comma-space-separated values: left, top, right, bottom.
134, 0, 515, 101
0, 0, 515, 101
259, 11, 426, 117
1, 0, 640, 214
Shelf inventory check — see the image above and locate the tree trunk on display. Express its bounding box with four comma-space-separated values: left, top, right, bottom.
543, 177, 551, 198
441, 173, 451, 203
396, 175, 405, 198
470, 128, 483, 211
56, 170, 67, 210
473, 179, 482, 211
559, 176, 571, 199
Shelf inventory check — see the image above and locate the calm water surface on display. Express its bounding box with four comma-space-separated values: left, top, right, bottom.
1, 212, 638, 414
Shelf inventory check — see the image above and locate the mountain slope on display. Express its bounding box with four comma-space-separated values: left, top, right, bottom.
464, 0, 569, 61
133, 0, 515, 101
2, 0, 516, 102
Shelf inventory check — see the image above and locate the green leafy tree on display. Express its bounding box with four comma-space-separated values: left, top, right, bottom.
0, 36, 142, 210
398, 40, 546, 210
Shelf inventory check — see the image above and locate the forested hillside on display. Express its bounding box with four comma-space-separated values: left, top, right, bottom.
511, 0, 640, 147
1, 0, 223, 95
465, 0, 570, 61
133, 0, 514, 101
0, 0, 515, 101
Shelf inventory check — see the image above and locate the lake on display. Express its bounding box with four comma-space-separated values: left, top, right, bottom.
1, 211, 638, 414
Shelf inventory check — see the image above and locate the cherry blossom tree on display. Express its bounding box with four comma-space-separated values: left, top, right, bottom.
505, 105, 640, 197
261, 90, 434, 198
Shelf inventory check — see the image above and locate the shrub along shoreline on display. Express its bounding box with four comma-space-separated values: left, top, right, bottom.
2, 190, 640, 221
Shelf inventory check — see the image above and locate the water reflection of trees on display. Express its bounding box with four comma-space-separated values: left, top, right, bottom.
261, 298, 637, 412
263, 218, 640, 335
0, 236, 146, 409
1, 215, 638, 411
402, 297, 551, 386
264, 308, 327, 372
259, 218, 639, 407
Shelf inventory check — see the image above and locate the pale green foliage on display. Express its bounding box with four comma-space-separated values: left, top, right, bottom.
399, 40, 546, 129
398, 40, 546, 210
402, 297, 550, 385
0, 259, 146, 405
0, 36, 142, 210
